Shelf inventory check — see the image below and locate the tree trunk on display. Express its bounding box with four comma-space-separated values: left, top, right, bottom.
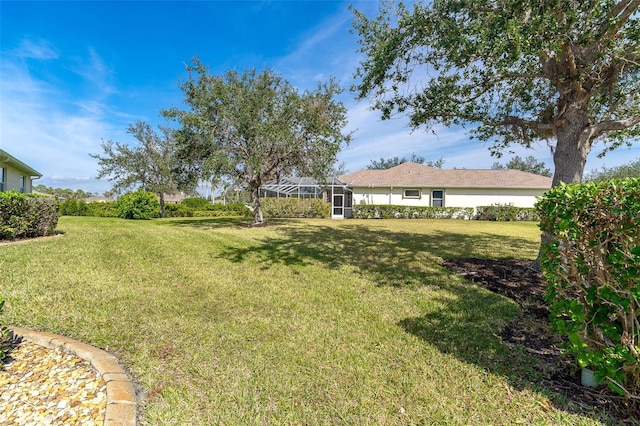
532, 102, 592, 271
158, 193, 166, 218
251, 184, 264, 224
551, 102, 592, 186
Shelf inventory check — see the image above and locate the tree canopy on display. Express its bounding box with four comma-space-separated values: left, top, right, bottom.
352, 0, 640, 185
33, 185, 95, 200
367, 153, 445, 169
163, 60, 351, 224
90, 121, 180, 218
584, 156, 640, 180
491, 155, 552, 177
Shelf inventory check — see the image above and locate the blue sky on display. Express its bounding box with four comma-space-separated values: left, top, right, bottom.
2, 1, 639, 195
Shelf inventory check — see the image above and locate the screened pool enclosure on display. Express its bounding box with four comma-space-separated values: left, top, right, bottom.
260, 176, 352, 219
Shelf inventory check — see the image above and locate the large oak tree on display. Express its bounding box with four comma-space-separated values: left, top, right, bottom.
163, 60, 351, 224
352, 0, 640, 186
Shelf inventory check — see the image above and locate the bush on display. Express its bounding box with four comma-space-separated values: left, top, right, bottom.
537, 178, 640, 399
0, 298, 10, 362
199, 202, 252, 217
182, 197, 210, 209
165, 204, 195, 218
114, 190, 160, 220
59, 199, 88, 216
351, 204, 473, 220
261, 198, 331, 218
0, 191, 59, 240
85, 201, 118, 218
475, 204, 540, 221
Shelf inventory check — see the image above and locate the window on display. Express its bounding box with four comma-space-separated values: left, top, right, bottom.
431, 190, 444, 207
19, 175, 26, 193
0, 167, 4, 192
403, 189, 421, 199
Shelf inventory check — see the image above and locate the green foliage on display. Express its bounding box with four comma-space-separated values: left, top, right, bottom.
475, 205, 540, 222
59, 199, 88, 216
165, 204, 195, 218
491, 155, 552, 177
181, 197, 210, 209
585, 157, 640, 182
58, 200, 118, 218
114, 190, 160, 220
163, 60, 352, 223
352, 1, 640, 183
537, 178, 640, 398
0, 191, 59, 240
261, 198, 331, 218
33, 184, 95, 200
352, 205, 474, 220
200, 202, 251, 216
91, 121, 181, 218
0, 298, 10, 362
367, 153, 445, 169
85, 202, 118, 218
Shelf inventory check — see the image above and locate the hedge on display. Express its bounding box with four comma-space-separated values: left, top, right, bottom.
351, 205, 474, 220
0, 190, 59, 240
261, 198, 331, 218
474, 204, 540, 221
537, 178, 640, 399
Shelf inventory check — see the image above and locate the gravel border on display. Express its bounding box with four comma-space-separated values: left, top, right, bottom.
8, 326, 137, 426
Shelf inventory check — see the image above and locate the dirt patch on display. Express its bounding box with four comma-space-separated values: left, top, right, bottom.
441, 258, 638, 423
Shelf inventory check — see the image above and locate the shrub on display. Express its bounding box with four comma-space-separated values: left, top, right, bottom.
165, 204, 195, 218
475, 204, 540, 221
537, 178, 640, 399
85, 201, 118, 218
182, 197, 210, 209
59, 199, 88, 216
351, 205, 473, 220
261, 198, 331, 218
0, 298, 10, 362
114, 190, 160, 220
200, 202, 252, 217
0, 191, 59, 240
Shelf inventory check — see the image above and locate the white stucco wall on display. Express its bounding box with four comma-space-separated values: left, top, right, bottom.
1, 166, 33, 192
351, 186, 548, 208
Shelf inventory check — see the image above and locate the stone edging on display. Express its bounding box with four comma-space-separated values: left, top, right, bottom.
8, 326, 137, 426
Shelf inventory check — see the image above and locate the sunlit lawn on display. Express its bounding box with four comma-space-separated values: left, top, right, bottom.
0, 216, 611, 424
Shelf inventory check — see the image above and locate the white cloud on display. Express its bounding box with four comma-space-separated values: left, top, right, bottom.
14, 38, 59, 60
1, 39, 129, 194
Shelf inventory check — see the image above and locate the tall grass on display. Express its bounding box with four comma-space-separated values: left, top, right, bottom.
0, 217, 609, 424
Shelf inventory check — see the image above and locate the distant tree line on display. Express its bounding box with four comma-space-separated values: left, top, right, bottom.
367, 153, 444, 170
33, 185, 97, 200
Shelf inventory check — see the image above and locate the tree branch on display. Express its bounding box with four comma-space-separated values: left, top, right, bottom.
591, 115, 640, 138
601, 0, 640, 41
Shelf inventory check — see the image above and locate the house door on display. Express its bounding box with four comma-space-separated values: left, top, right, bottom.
332, 193, 344, 219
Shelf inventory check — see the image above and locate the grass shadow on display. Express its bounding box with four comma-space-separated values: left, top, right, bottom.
213, 220, 622, 423
159, 216, 252, 229
217, 222, 537, 287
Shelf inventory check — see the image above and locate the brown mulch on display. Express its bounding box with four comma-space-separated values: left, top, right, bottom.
441, 258, 638, 424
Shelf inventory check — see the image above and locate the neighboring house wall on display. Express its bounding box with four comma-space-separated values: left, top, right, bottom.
351, 187, 544, 208
0, 149, 42, 193
444, 187, 547, 208
342, 162, 552, 211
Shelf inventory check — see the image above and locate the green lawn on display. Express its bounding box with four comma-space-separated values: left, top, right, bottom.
0, 216, 609, 424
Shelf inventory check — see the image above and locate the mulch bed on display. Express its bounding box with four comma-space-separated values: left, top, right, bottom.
441, 258, 638, 423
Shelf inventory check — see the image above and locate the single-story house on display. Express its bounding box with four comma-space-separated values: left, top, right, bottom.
335, 162, 552, 219
0, 149, 42, 193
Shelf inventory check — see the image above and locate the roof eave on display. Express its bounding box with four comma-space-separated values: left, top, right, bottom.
0, 149, 43, 177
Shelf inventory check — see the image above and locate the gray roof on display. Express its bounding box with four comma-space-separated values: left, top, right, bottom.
339, 162, 552, 189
